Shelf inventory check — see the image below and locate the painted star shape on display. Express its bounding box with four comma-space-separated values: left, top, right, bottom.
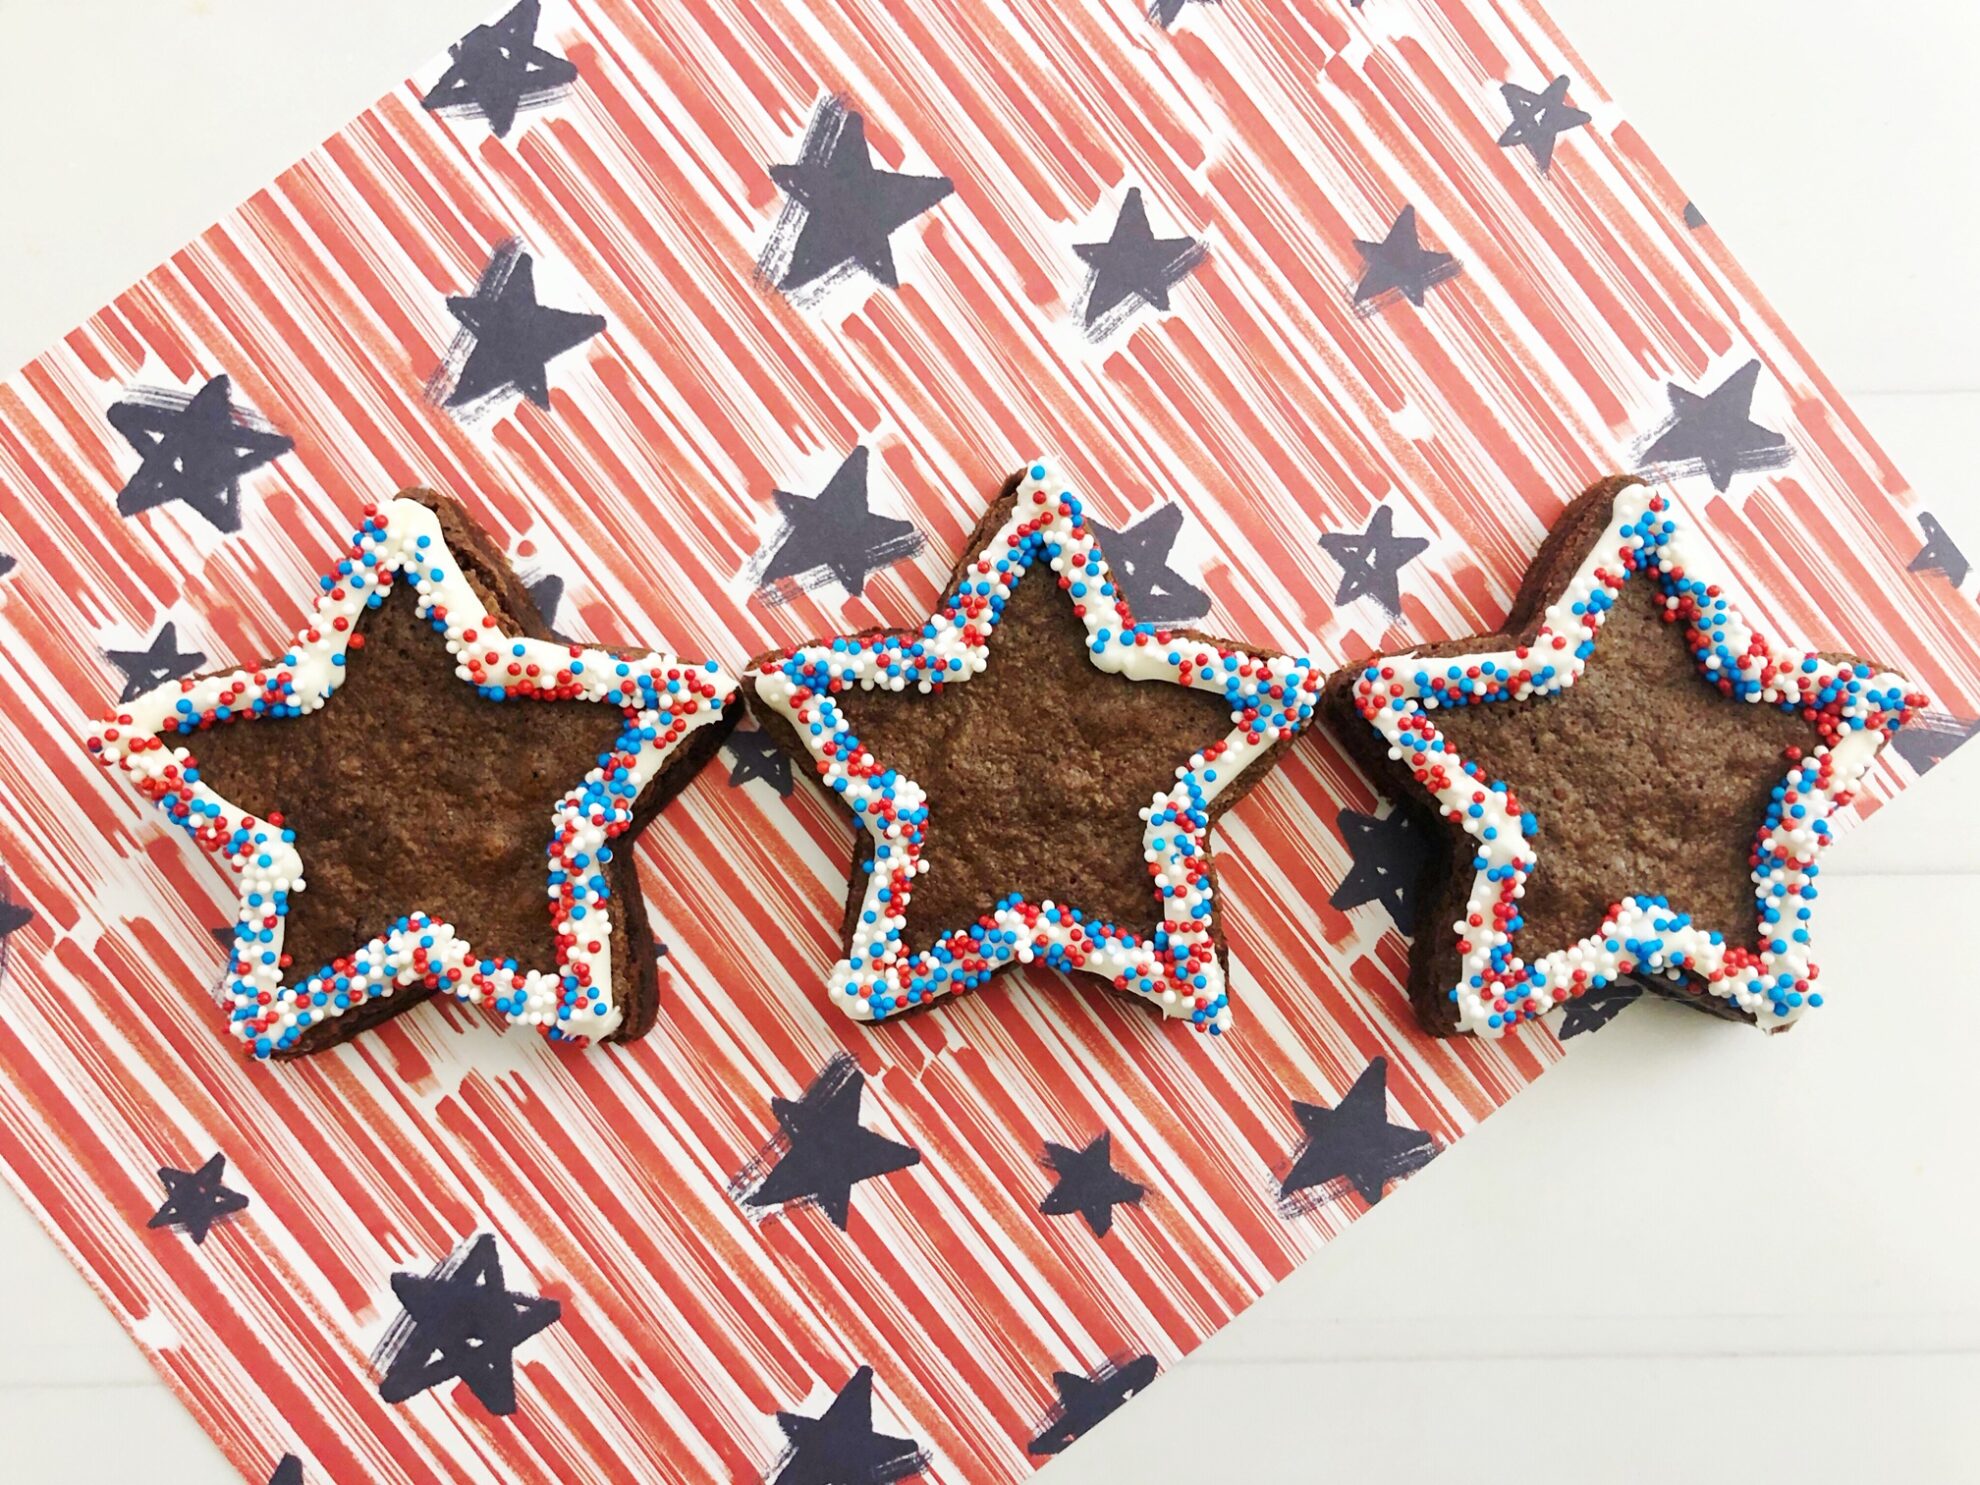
747, 461, 1320, 1034
739, 1055, 920, 1231
1089, 503, 1211, 628
1072, 188, 1206, 331
1327, 805, 1431, 934
1351, 205, 1460, 308
1319, 504, 1429, 617
1338, 480, 1921, 1036
1280, 1057, 1436, 1208
1564, 969, 1764, 1037
1555, 974, 1645, 1038
0, 893, 31, 941
1892, 709, 1979, 775
1038, 1132, 1145, 1238
420, 0, 578, 139
0, 888, 27, 991
437, 240, 605, 410
107, 374, 293, 534
1028, 1354, 1160, 1455
376, 1233, 561, 1416
1497, 75, 1591, 172
1637, 359, 1791, 492
523, 571, 565, 631
762, 99, 954, 295
106, 622, 207, 704
773, 1367, 926, 1485
725, 723, 795, 795
201, 922, 240, 1000
86, 491, 735, 1058
147, 1152, 250, 1244
1910, 512, 1969, 587
756, 446, 925, 601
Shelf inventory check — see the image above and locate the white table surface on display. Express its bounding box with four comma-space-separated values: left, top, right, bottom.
2, 1, 1975, 1480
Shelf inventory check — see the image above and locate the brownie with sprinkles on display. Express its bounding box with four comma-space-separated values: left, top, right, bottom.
745, 462, 1321, 1036
88, 488, 739, 1059
1322, 476, 1921, 1039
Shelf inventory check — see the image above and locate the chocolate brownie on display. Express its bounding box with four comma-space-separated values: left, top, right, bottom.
1323, 476, 1920, 1038
89, 488, 737, 1058
830, 533, 1235, 948
746, 462, 1321, 1035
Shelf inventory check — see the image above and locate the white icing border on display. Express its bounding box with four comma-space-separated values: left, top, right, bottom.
751, 460, 1321, 1035
1348, 482, 1920, 1037
88, 495, 737, 1058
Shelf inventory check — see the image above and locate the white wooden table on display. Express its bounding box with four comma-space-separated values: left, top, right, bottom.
2, 1, 1973, 1478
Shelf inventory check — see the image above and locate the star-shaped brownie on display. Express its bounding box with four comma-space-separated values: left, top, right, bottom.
1323, 477, 1921, 1037
747, 461, 1319, 1035
87, 490, 738, 1059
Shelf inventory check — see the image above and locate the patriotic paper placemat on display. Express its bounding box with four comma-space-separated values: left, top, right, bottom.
1, 1, 1974, 1480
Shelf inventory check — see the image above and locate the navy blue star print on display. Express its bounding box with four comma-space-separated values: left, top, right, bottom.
108, 375, 292, 534
1150, 0, 1217, 26
1892, 710, 1979, 775
375, 1233, 561, 1416
726, 723, 795, 796
773, 1366, 926, 1485
435, 240, 605, 411
1910, 512, 1969, 587
737, 1054, 920, 1232
106, 622, 207, 704
1279, 1057, 1436, 1210
1090, 504, 1211, 627
761, 100, 953, 297
1329, 805, 1431, 934
524, 572, 565, 629
1028, 1355, 1159, 1455
1557, 977, 1646, 1038
1637, 360, 1791, 492
421, 0, 578, 139
1497, 76, 1591, 172
147, 1153, 250, 1245
1352, 206, 1460, 308
1319, 505, 1428, 618
755, 446, 924, 602
1073, 188, 1206, 332
1039, 1132, 1145, 1238
1, 885, 35, 990
1559, 972, 1752, 1036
